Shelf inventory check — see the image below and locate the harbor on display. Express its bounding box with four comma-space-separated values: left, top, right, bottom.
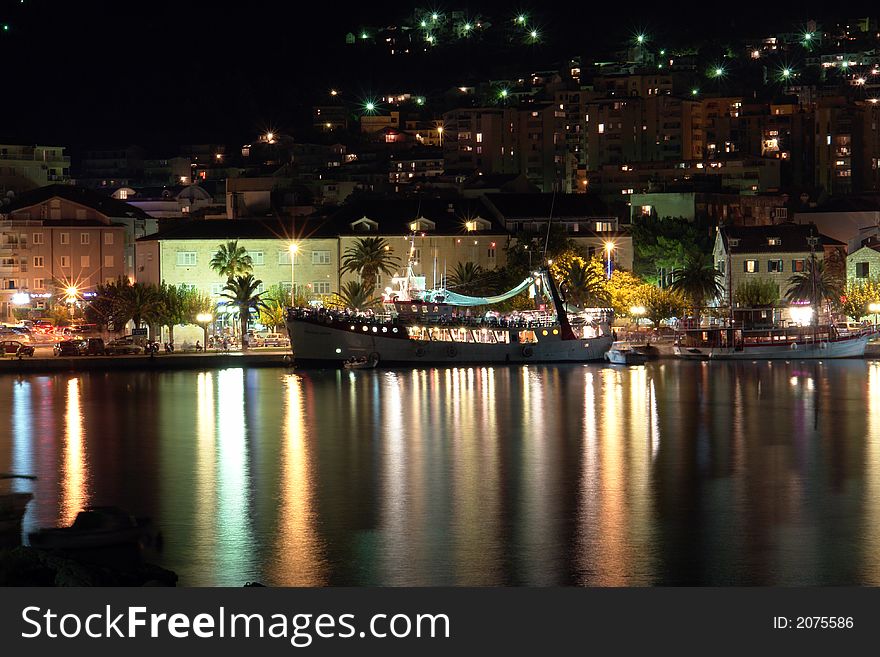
4, 360, 880, 586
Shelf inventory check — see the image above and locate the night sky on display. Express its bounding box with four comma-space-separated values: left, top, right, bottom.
0, 0, 876, 150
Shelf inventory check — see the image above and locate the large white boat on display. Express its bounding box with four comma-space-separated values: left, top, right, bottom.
285, 268, 613, 366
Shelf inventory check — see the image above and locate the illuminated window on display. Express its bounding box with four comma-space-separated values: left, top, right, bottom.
792, 259, 805, 272
176, 252, 197, 266
598, 123, 605, 134
476, 132, 483, 143
744, 259, 758, 273
313, 282, 331, 295
768, 238, 781, 246
33, 256, 44, 268
104, 255, 114, 268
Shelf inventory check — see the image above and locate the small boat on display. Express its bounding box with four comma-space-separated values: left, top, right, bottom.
28, 506, 154, 551
343, 353, 380, 369
605, 342, 649, 365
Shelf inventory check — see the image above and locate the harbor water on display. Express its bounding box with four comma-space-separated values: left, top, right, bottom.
2, 360, 880, 586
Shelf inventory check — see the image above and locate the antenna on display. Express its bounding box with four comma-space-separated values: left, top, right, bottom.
541, 190, 557, 261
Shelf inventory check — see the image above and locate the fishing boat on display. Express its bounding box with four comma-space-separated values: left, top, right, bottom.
286, 266, 613, 366
673, 319, 873, 359
605, 342, 650, 365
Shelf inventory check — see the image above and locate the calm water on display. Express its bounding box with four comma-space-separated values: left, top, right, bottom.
2, 360, 880, 586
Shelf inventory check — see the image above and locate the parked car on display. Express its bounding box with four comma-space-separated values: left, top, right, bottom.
105, 337, 144, 355
54, 340, 88, 356
86, 338, 106, 355
255, 332, 290, 347
1, 340, 35, 357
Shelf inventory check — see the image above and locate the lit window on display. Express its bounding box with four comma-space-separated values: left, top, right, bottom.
476, 132, 483, 143
598, 123, 605, 134
176, 252, 197, 266
744, 259, 758, 273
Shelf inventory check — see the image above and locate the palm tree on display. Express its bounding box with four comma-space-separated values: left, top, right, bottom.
221, 274, 265, 349
257, 284, 289, 331
341, 237, 400, 287
784, 257, 842, 321
559, 259, 608, 308
210, 240, 253, 280
116, 281, 163, 336
669, 252, 723, 316
334, 281, 380, 311
447, 261, 485, 295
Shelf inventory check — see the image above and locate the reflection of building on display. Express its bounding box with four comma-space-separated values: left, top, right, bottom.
0, 186, 133, 319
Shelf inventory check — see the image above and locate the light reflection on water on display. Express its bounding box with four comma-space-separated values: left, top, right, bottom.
1, 360, 879, 586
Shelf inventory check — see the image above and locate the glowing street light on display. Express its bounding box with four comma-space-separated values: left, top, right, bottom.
635, 33, 646, 45
463, 22, 472, 32
712, 66, 726, 78
870, 303, 880, 327
330, 89, 338, 96
437, 125, 444, 146
529, 29, 539, 41
289, 244, 299, 306
499, 88, 509, 99
516, 14, 526, 25
630, 305, 646, 329
431, 12, 438, 21
196, 313, 213, 348
691, 88, 699, 96
604, 242, 614, 279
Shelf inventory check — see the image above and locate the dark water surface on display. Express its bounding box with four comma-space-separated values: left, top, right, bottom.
2, 360, 879, 586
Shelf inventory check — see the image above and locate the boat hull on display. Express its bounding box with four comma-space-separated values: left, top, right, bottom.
674, 334, 870, 360
286, 318, 612, 365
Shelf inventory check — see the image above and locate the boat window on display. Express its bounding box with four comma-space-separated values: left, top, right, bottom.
494, 331, 510, 344
519, 330, 538, 344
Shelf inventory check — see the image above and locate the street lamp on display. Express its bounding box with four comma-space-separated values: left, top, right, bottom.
604, 242, 614, 279
196, 313, 212, 349
869, 302, 880, 327
437, 125, 444, 146
289, 243, 299, 306
630, 305, 646, 331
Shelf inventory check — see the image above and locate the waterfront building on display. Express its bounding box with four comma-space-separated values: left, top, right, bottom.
0, 185, 134, 320
713, 223, 846, 312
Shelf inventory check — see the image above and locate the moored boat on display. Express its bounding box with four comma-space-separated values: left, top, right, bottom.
605, 342, 650, 365
286, 267, 613, 366
673, 322, 873, 360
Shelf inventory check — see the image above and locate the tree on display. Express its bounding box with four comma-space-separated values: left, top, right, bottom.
341, 237, 400, 287
221, 274, 265, 349
116, 281, 162, 335
638, 285, 687, 327
447, 261, 486, 295
602, 266, 646, 318
557, 258, 609, 308
157, 282, 190, 345
669, 252, 723, 314
734, 279, 779, 307
841, 279, 880, 321
332, 280, 381, 311
630, 215, 711, 284
209, 240, 253, 280
257, 284, 289, 331
784, 257, 842, 321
